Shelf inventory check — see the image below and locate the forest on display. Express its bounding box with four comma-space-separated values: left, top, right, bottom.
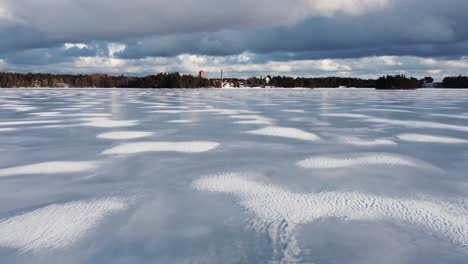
442, 76, 468, 88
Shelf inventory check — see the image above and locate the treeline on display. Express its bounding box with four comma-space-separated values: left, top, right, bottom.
1, 72, 468, 89
126, 73, 211, 88
375, 75, 420, 89
0, 72, 211, 88
442, 76, 468, 88
265, 76, 376, 88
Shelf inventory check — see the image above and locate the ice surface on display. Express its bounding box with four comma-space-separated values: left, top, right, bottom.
1, 88, 468, 263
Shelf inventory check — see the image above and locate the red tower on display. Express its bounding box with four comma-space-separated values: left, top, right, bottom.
199, 70, 206, 79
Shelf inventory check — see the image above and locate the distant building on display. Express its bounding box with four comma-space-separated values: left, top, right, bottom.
422, 82, 434, 88
199, 70, 206, 79
422, 82, 443, 88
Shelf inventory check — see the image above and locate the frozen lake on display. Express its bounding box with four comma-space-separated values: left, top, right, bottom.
1, 88, 468, 263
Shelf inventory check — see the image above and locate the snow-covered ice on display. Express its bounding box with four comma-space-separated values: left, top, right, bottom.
193, 173, 468, 261
1, 88, 468, 264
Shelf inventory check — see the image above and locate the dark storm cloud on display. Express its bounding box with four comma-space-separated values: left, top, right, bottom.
2, 43, 106, 65
116, 0, 468, 60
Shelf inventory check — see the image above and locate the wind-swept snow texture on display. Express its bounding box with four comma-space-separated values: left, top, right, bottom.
1, 88, 468, 263
0, 198, 128, 253
193, 173, 468, 261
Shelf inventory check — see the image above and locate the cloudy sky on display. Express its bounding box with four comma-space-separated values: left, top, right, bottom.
1, 0, 468, 79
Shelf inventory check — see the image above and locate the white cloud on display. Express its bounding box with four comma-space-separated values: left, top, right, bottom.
0, 4, 15, 22
306, 0, 390, 16
0, 59, 7, 70
4, 51, 468, 81
108, 43, 126, 57
64, 43, 88, 49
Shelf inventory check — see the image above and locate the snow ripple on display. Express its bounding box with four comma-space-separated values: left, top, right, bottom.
397, 134, 468, 144
0, 198, 128, 252
97, 131, 154, 140
246, 126, 320, 141
0, 161, 99, 178
102, 141, 220, 155
193, 174, 468, 260
366, 117, 468, 132
339, 137, 397, 146
297, 153, 439, 171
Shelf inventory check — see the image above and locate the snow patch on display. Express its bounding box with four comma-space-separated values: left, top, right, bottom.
339, 137, 397, 146
80, 118, 138, 128
297, 153, 439, 171
0, 104, 37, 112
230, 115, 275, 125
430, 113, 468, 120
246, 126, 320, 141
281, 109, 305, 113
366, 117, 468, 132
0, 198, 128, 252
0, 161, 99, 178
397, 134, 468, 144
102, 141, 220, 155
168, 120, 193, 123
29, 112, 62, 117
0, 128, 16, 132
97, 131, 154, 140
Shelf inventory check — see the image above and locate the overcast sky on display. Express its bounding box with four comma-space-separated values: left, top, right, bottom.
1, 0, 468, 79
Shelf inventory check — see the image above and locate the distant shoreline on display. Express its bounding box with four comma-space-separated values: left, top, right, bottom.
1, 72, 467, 89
